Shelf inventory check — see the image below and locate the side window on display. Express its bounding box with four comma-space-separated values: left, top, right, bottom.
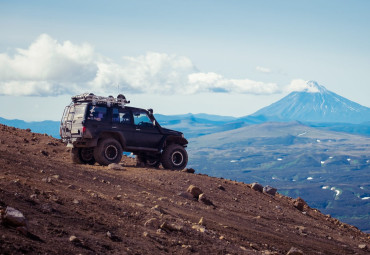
113, 108, 132, 124
133, 111, 154, 127
119, 110, 132, 124
87, 106, 107, 121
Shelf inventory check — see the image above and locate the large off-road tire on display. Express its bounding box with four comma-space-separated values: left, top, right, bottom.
71, 147, 96, 165
161, 144, 188, 170
93, 138, 123, 166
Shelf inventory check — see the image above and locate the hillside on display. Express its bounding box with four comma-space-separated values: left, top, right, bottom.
0, 124, 369, 254
189, 122, 370, 232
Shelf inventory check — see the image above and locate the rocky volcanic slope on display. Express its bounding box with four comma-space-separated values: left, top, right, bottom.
0, 124, 369, 255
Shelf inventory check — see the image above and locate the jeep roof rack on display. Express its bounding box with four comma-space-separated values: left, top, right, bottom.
71, 93, 130, 107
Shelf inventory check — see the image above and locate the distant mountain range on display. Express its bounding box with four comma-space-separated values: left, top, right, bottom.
252, 81, 370, 124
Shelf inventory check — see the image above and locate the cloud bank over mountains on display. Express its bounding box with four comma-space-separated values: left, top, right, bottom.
0, 34, 311, 97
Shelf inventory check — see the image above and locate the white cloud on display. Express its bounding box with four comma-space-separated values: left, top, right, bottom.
285, 79, 320, 93
0, 34, 281, 96
256, 66, 271, 73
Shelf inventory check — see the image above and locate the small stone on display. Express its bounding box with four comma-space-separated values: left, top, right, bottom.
182, 168, 195, 173
42, 177, 52, 183
198, 217, 205, 226
72, 199, 79, 204
40, 150, 49, 156
358, 244, 367, 250
114, 195, 122, 200
52, 175, 60, 180
187, 185, 203, 199
218, 185, 225, 191
25, 128, 31, 132
287, 246, 304, 255
251, 182, 263, 192
219, 235, 225, 240
108, 163, 124, 170
69, 235, 79, 242
192, 224, 206, 233
143, 231, 149, 237
263, 185, 277, 196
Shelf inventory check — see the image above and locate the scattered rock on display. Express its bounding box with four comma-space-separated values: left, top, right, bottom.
192, 224, 206, 233
182, 168, 195, 173
198, 193, 214, 206
40, 150, 49, 156
293, 197, 307, 211
160, 222, 182, 232
108, 163, 125, 170
187, 185, 203, 199
69, 235, 79, 243
114, 195, 122, 200
198, 217, 205, 226
218, 185, 225, 191
358, 244, 367, 250
72, 199, 80, 204
3, 207, 27, 227
251, 182, 263, 192
25, 128, 31, 132
263, 185, 277, 196
287, 246, 303, 255
42, 177, 52, 183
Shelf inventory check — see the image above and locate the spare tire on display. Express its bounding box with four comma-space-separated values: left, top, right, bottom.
93, 138, 122, 166
161, 144, 188, 170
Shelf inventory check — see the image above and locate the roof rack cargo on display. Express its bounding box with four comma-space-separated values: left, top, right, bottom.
71, 93, 130, 107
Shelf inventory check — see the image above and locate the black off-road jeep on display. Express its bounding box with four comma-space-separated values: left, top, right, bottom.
60, 93, 188, 170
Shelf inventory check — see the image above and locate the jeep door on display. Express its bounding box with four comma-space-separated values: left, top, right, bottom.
112, 108, 136, 147
132, 109, 163, 149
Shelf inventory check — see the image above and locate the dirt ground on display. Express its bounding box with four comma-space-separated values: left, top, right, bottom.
0, 124, 369, 255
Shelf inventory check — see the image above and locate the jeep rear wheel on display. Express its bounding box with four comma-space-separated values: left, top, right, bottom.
161, 144, 188, 170
93, 138, 123, 166
71, 147, 96, 165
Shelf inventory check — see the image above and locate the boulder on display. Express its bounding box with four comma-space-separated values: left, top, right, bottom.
187, 185, 203, 199
3, 207, 27, 227
293, 197, 307, 211
263, 185, 277, 196
251, 182, 263, 192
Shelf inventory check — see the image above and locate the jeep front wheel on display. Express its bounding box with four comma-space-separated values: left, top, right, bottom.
93, 138, 123, 166
161, 144, 188, 170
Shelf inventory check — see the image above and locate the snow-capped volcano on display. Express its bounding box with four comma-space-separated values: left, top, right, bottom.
252, 81, 370, 124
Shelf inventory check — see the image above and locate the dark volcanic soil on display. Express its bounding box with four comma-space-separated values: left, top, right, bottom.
0, 124, 369, 255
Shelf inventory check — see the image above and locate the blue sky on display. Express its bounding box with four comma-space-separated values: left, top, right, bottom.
1, 0, 369, 121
